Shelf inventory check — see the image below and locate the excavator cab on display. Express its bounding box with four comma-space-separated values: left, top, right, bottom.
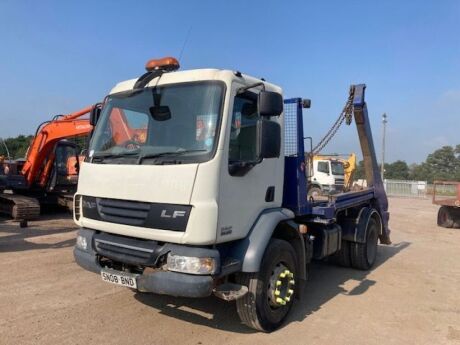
47, 140, 83, 192
0, 140, 83, 193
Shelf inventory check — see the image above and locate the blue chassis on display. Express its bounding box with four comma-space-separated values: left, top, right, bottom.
282, 85, 388, 235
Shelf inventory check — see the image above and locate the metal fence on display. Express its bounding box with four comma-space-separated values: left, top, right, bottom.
354, 179, 459, 199
383, 179, 428, 198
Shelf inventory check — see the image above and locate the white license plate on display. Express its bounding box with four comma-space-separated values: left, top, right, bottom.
101, 270, 138, 289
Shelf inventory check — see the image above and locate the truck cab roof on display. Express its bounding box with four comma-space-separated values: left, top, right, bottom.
109, 68, 282, 95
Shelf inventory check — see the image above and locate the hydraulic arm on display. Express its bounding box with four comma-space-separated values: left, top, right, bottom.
352, 84, 390, 244
21, 106, 93, 187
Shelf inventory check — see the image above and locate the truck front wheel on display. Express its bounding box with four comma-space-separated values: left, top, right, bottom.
236, 239, 297, 332
437, 206, 454, 228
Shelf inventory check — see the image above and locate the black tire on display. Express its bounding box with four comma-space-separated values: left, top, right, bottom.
454, 209, 460, 228
350, 217, 379, 270
236, 239, 297, 332
332, 240, 351, 267
307, 186, 322, 199
437, 206, 454, 228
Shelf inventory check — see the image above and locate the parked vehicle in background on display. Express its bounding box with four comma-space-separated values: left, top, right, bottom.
433, 180, 460, 228
306, 153, 356, 198
0, 106, 93, 225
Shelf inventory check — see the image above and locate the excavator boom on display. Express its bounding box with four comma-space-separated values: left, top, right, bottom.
21, 106, 93, 187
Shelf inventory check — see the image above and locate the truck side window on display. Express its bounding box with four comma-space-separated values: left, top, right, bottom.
229, 92, 259, 162
317, 161, 330, 174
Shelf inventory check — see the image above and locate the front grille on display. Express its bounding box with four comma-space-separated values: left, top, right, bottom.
94, 232, 166, 266
98, 198, 150, 226
335, 179, 345, 185
82, 196, 191, 231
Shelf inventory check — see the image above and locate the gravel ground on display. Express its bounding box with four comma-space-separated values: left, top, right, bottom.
0, 197, 459, 345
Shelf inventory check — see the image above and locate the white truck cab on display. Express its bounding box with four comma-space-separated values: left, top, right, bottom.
73, 57, 391, 332
76, 67, 283, 245
308, 158, 345, 197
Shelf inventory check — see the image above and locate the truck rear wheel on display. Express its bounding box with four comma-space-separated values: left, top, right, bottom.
332, 240, 351, 267
437, 206, 454, 228
236, 239, 297, 332
350, 217, 379, 270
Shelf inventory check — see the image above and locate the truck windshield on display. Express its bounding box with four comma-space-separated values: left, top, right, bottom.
331, 161, 344, 175
88, 81, 224, 164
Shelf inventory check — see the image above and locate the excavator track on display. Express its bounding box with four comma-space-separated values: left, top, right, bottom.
0, 194, 40, 221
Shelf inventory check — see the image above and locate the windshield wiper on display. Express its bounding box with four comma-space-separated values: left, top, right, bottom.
137, 149, 207, 164
91, 151, 140, 163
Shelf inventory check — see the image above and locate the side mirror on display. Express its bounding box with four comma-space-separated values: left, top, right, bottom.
258, 91, 283, 117
302, 99, 311, 109
89, 104, 102, 126
257, 120, 281, 159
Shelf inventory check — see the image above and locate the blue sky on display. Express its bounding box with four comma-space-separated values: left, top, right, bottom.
0, 0, 459, 163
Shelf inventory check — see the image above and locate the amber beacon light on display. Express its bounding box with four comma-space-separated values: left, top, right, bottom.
145, 57, 180, 72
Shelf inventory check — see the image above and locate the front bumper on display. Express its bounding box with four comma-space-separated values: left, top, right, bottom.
322, 184, 344, 193
73, 229, 216, 298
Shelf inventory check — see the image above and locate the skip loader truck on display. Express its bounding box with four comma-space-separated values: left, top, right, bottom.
74, 57, 391, 332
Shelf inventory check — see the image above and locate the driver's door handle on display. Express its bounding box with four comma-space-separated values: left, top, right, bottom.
265, 186, 275, 202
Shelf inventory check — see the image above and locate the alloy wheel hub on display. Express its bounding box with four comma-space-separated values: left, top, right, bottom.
268, 264, 295, 307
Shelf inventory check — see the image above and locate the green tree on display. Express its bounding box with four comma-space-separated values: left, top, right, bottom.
0, 135, 34, 159
409, 145, 460, 182
455, 144, 460, 180
0, 134, 88, 161
384, 160, 410, 180
426, 146, 459, 181
410, 162, 430, 181
353, 160, 410, 181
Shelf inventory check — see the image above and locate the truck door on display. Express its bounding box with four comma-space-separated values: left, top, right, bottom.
315, 160, 331, 187
217, 88, 283, 242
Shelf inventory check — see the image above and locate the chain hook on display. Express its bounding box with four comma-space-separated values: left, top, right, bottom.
311, 86, 356, 155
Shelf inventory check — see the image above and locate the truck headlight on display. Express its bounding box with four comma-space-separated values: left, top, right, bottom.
166, 254, 216, 275
76, 235, 88, 250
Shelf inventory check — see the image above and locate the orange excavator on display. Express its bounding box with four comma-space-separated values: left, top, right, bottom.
0, 106, 93, 225
0, 104, 150, 225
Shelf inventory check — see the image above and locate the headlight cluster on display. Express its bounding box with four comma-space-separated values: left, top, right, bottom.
166, 254, 216, 275
76, 235, 88, 250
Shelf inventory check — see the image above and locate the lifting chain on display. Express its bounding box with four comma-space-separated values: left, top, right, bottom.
311, 86, 355, 156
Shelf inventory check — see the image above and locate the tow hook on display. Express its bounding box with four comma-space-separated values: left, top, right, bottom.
213, 283, 248, 301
